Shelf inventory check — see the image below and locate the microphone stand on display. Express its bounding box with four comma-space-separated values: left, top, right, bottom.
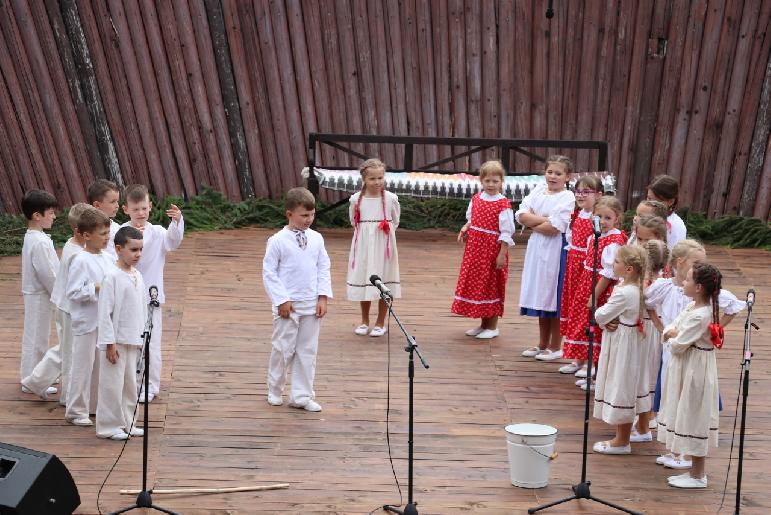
735, 295, 757, 514
529, 226, 640, 515
378, 291, 429, 515
111, 290, 178, 515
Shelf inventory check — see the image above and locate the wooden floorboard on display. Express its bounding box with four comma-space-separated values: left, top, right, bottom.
1, 227, 769, 514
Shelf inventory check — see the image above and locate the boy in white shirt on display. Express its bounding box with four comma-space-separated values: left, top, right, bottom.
96, 226, 146, 440
263, 187, 332, 412
87, 179, 122, 260
65, 209, 114, 426
22, 203, 92, 402
121, 184, 183, 402
19, 190, 59, 391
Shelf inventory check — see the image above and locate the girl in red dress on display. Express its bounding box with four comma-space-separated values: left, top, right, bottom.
557, 176, 604, 375
452, 161, 515, 339
562, 196, 627, 388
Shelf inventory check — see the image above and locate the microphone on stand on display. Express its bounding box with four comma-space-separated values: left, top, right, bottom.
369, 275, 393, 299
149, 285, 160, 307
746, 289, 755, 308
592, 215, 601, 235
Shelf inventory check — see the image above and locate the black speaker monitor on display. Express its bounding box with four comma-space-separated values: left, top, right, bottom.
0, 442, 80, 515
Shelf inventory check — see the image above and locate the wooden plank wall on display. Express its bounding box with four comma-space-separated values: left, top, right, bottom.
0, 0, 769, 219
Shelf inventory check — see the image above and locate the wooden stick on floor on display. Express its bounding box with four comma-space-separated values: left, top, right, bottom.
119, 484, 290, 495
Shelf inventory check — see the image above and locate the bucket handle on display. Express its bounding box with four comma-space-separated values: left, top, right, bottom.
513, 437, 558, 461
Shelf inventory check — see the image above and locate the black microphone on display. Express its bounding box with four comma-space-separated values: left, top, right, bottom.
149, 285, 160, 307
747, 289, 755, 308
369, 275, 392, 299
592, 215, 601, 234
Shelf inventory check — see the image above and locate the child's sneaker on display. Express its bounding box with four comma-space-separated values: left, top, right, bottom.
289, 400, 322, 412
656, 453, 675, 465
629, 429, 652, 442
354, 324, 369, 336
559, 362, 581, 374
465, 327, 484, 336
267, 394, 283, 406
669, 475, 707, 488
68, 417, 93, 427
129, 427, 145, 437
475, 329, 499, 339
369, 326, 387, 337
663, 455, 692, 469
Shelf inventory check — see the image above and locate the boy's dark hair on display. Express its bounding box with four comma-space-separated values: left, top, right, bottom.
21, 190, 58, 220
114, 226, 143, 247
285, 187, 316, 211
77, 208, 110, 234
125, 184, 149, 203
87, 179, 121, 203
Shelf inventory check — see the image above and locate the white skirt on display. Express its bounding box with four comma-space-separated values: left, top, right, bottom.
347, 223, 400, 301
657, 346, 719, 457
593, 326, 641, 425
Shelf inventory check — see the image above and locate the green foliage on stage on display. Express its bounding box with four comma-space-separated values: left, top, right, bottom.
1, 188, 768, 256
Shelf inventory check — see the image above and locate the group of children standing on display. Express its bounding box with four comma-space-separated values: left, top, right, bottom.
260, 156, 742, 489
18, 180, 183, 440
446, 159, 744, 489
15, 156, 744, 489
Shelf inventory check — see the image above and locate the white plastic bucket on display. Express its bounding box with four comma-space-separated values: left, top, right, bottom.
504, 423, 558, 488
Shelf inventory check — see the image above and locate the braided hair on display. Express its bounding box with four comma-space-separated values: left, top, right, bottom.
616, 244, 648, 335
636, 214, 668, 242
352, 158, 389, 269
691, 262, 725, 348
691, 263, 722, 325
643, 239, 669, 286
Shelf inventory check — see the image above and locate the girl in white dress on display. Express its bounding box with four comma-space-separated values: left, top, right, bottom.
658, 263, 723, 489
516, 156, 576, 359
630, 239, 669, 439
347, 159, 401, 337
646, 239, 746, 469
591, 245, 646, 455
646, 175, 686, 250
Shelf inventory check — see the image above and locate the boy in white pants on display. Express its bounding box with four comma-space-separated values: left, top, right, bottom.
19, 190, 59, 395
121, 184, 184, 402
65, 209, 114, 426
88, 179, 122, 261
96, 226, 146, 440
22, 203, 92, 403
263, 187, 332, 412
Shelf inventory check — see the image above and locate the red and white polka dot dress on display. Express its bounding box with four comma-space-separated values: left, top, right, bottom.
451, 194, 512, 318
562, 231, 628, 362
559, 214, 593, 335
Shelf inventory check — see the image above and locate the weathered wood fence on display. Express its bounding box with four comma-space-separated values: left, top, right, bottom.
0, 0, 769, 219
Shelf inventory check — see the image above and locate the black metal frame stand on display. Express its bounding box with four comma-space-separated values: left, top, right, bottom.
734, 294, 756, 514
110, 292, 178, 515
380, 293, 429, 515
528, 225, 641, 515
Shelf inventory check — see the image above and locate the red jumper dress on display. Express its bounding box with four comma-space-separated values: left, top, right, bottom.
562, 230, 627, 362
559, 214, 594, 335
451, 194, 512, 318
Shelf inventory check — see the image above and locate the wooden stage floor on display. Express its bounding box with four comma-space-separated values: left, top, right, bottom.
1, 227, 769, 514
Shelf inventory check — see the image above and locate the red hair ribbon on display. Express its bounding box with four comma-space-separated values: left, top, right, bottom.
636, 319, 644, 334
709, 323, 724, 349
